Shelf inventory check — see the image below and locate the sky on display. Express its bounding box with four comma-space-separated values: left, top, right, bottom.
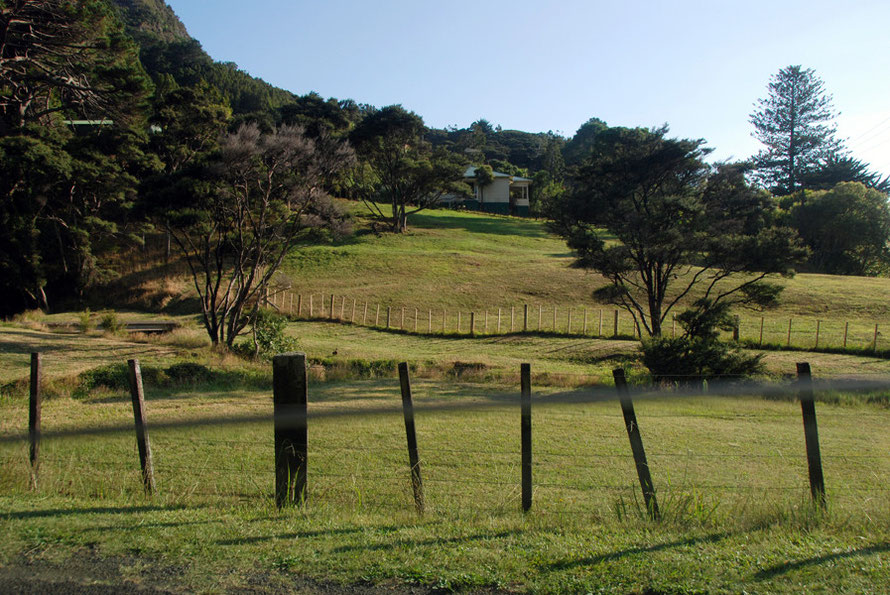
166, 0, 890, 173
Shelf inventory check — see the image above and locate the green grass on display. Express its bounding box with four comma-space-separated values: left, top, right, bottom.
1, 381, 889, 592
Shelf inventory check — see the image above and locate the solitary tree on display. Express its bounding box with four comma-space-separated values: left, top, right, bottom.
164, 123, 353, 348
349, 105, 466, 232
553, 126, 807, 337
750, 65, 842, 195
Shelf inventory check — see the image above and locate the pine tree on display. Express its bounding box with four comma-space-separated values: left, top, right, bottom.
750, 65, 842, 195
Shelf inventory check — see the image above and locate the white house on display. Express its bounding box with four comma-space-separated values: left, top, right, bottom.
459, 166, 532, 216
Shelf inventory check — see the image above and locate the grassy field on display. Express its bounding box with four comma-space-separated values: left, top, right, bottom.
1, 378, 889, 593
3, 207, 890, 592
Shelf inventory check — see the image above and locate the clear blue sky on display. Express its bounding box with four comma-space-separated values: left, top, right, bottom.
167, 0, 890, 173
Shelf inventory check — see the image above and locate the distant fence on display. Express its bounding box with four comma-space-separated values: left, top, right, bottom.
266, 290, 890, 353
6, 352, 889, 518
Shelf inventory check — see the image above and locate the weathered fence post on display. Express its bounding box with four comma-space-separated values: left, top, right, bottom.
523, 304, 529, 332
340, 296, 347, 320
457, 311, 462, 333
443, 308, 447, 333
873, 324, 879, 353
470, 312, 476, 337
309, 295, 314, 317
127, 359, 155, 495
273, 353, 309, 508
796, 362, 826, 509
583, 309, 588, 335
330, 294, 335, 320
352, 299, 357, 322
428, 309, 432, 333
363, 302, 368, 325
497, 308, 502, 333
815, 320, 821, 349
386, 306, 391, 329
29, 353, 41, 489
613, 369, 659, 520
552, 305, 557, 332
398, 362, 424, 514
375, 303, 381, 326
484, 310, 489, 333
567, 309, 573, 335
400, 307, 405, 330
733, 316, 740, 342
297, 294, 303, 317
613, 310, 619, 336
520, 363, 532, 512
511, 306, 515, 332
414, 307, 419, 332
843, 321, 849, 348
759, 316, 765, 346
786, 318, 793, 347
538, 305, 543, 331
599, 309, 603, 336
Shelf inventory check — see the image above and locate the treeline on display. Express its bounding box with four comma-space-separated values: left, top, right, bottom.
1, 1, 888, 322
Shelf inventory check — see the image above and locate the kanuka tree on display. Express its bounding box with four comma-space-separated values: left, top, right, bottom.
164, 123, 353, 348
552, 126, 807, 337
750, 65, 843, 195
349, 105, 466, 232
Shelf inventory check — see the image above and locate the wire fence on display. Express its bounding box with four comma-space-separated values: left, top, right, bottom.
268, 291, 890, 354
3, 357, 889, 521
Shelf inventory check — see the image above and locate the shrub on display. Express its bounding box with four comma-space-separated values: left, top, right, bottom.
99, 311, 124, 334
77, 308, 94, 333
234, 309, 299, 360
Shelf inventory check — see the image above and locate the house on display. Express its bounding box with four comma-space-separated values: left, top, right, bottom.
460, 166, 532, 216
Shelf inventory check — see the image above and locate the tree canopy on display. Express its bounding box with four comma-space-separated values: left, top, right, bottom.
553, 126, 807, 336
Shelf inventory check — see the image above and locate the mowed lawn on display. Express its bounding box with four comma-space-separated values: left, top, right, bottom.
1, 380, 889, 593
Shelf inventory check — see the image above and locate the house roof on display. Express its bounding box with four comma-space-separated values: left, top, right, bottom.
464, 166, 532, 182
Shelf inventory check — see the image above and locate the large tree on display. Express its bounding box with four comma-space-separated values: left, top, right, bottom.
163, 123, 353, 348
750, 65, 842, 195
0, 0, 151, 313
553, 126, 807, 336
349, 105, 467, 232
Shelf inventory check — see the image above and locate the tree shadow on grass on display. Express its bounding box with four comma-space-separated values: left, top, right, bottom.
754, 543, 890, 579
546, 532, 732, 570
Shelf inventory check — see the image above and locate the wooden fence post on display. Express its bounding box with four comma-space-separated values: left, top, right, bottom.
340, 296, 347, 320
613, 310, 619, 337
428, 309, 432, 333
375, 304, 380, 326
273, 353, 309, 508
309, 295, 314, 317
796, 362, 826, 509
398, 363, 424, 515
671, 316, 676, 338
538, 305, 543, 331
599, 309, 603, 336
29, 353, 41, 490
470, 312, 476, 337
523, 304, 529, 332
386, 306, 391, 329
733, 316, 740, 342
873, 324, 879, 353
457, 311, 462, 333
484, 310, 489, 333
567, 309, 573, 335
363, 302, 368, 325
815, 320, 821, 349
786, 318, 793, 347
497, 308, 502, 333
552, 306, 557, 332
414, 307, 419, 333
613, 369, 659, 519
511, 306, 515, 332
400, 307, 405, 330
289, 293, 294, 313
843, 321, 849, 348
330, 294, 335, 320
520, 363, 532, 512
759, 316, 765, 346
583, 309, 588, 335
352, 299, 357, 322
297, 294, 303, 317
127, 359, 155, 495
443, 308, 447, 333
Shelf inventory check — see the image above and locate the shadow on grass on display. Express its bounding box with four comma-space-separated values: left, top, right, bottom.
330, 530, 519, 554
754, 543, 890, 579
216, 525, 403, 546
3, 504, 200, 520
409, 213, 551, 239
546, 532, 732, 569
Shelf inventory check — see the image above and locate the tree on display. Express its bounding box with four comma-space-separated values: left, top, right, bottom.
0, 0, 151, 313
164, 123, 353, 348
349, 105, 466, 232
799, 153, 890, 193
791, 182, 890, 275
552, 126, 807, 336
750, 65, 843, 195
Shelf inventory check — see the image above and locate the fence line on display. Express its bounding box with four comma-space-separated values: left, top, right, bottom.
268, 292, 890, 354
5, 353, 889, 517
